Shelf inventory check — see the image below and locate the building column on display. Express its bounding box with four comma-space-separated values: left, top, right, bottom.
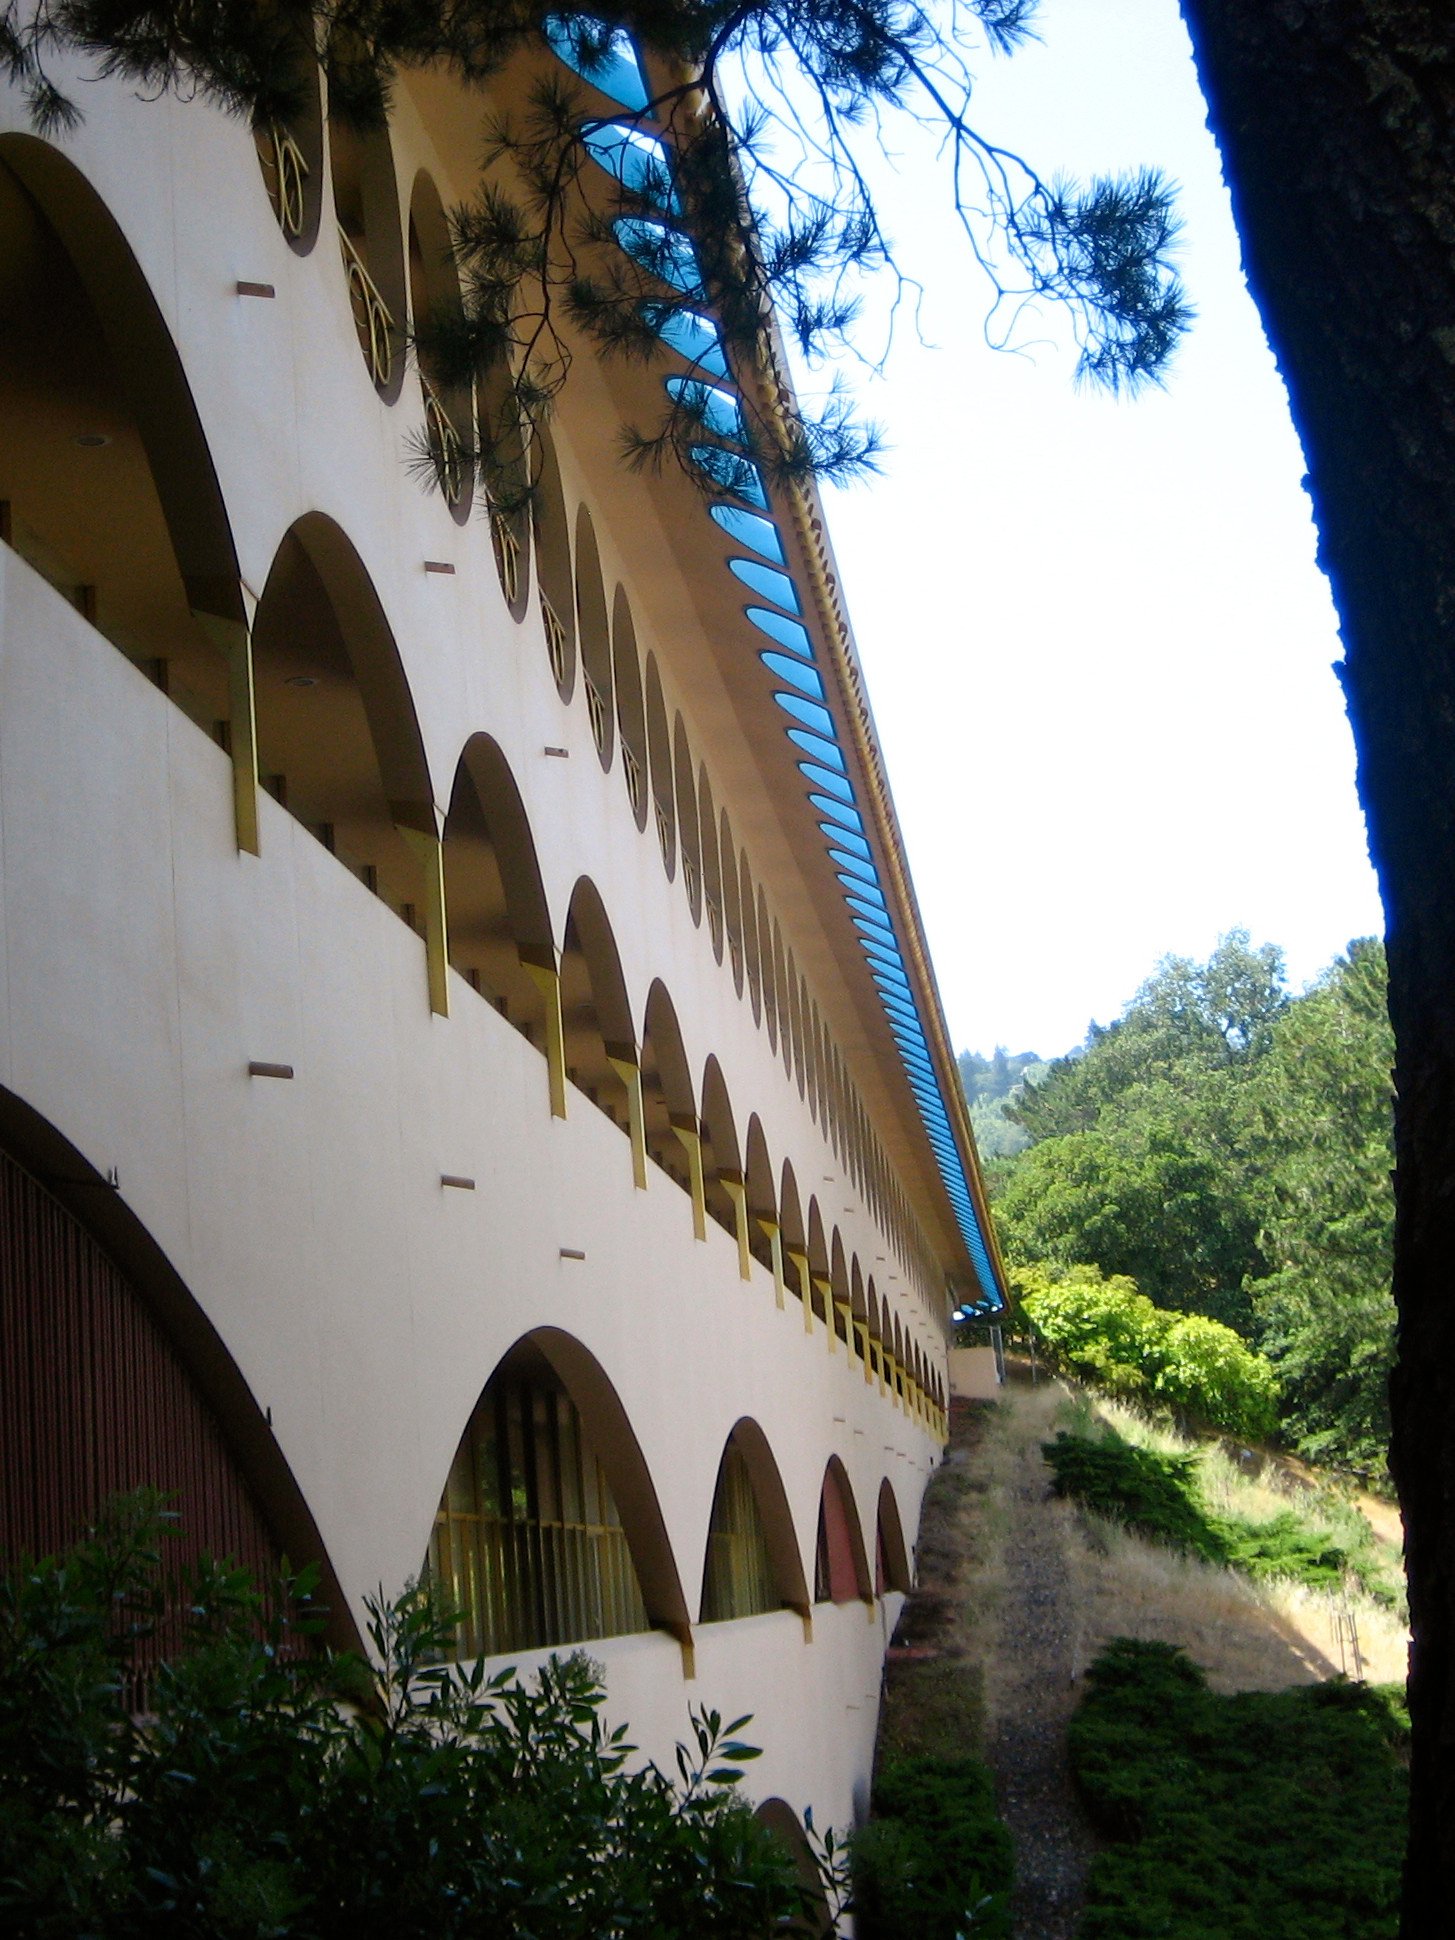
761, 1219, 786, 1309
195, 599, 259, 857
523, 959, 568, 1118
671, 1117, 707, 1240
721, 1174, 752, 1281
788, 1248, 813, 1333
815, 1276, 835, 1354
398, 824, 450, 1017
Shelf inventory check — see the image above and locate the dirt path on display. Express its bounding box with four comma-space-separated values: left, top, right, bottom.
975, 1379, 1098, 1940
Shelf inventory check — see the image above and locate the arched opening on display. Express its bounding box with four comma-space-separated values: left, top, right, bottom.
740, 851, 762, 1024
0, 136, 244, 738
759, 889, 778, 1049
641, 981, 696, 1193
700, 1420, 809, 1623
697, 765, 724, 962
612, 587, 649, 829
699, 1056, 742, 1244
443, 734, 553, 1048
644, 652, 674, 873
772, 919, 791, 1076
720, 809, 744, 996
532, 426, 575, 697
673, 716, 702, 923
575, 505, 613, 764
479, 355, 530, 613
253, 31, 323, 251
756, 1799, 830, 1937
744, 1116, 777, 1277
876, 1477, 912, 1595
830, 1229, 851, 1349
561, 877, 634, 1134
806, 1199, 831, 1332
815, 1457, 872, 1605
785, 949, 806, 1098
851, 1256, 867, 1368
252, 515, 438, 945
780, 1159, 807, 1315
408, 169, 471, 518
0, 1094, 357, 1670
328, 90, 406, 398
427, 1330, 689, 1659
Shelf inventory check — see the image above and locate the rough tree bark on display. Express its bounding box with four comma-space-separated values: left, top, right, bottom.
1176, 2, 1455, 1923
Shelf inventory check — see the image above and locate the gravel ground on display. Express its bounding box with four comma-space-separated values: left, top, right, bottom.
979, 1385, 1099, 1940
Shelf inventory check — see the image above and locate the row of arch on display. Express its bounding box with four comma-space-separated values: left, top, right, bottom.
238, 37, 959, 1312
0, 1110, 915, 1680
0, 117, 948, 1320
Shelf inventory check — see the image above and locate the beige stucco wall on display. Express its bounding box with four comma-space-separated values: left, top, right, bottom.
949, 1346, 1003, 1400
0, 56, 959, 1841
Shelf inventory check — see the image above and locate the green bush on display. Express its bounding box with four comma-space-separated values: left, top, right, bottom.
1070, 1638, 1407, 1939
1015, 1263, 1279, 1440
0, 1494, 839, 1938
1042, 1428, 1388, 1598
851, 1754, 1013, 1939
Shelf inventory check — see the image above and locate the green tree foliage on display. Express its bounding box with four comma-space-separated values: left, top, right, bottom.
1070, 1639, 1407, 1940
959, 1047, 1046, 1159
993, 936, 1396, 1472
0, 1494, 841, 1938
1015, 1262, 1277, 1441
1243, 938, 1395, 1472
1, 0, 1191, 499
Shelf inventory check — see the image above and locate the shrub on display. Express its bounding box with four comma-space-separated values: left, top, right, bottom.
1016, 1263, 1278, 1440
851, 1754, 1013, 1940
1070, 1638, 1407, 1940
0, 1494, 838, 1938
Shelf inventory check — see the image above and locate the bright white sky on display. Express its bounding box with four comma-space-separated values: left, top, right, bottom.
807, 0, 1384, 1059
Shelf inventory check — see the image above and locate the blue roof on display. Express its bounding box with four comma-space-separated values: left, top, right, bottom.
543, 14, 650, 109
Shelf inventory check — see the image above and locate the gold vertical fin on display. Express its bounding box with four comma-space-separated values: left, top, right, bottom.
671, 1118, 707, 1239
608, 1055, 649, 1189
400, 826, 450, 1017
524, 961, 568, 1118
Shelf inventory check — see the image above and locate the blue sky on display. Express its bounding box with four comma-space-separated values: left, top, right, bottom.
806, 0, 1384, 1057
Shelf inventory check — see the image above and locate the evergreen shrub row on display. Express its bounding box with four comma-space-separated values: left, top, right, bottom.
851, 1753, 1013, 1940
1070, 1638, 1407, 1940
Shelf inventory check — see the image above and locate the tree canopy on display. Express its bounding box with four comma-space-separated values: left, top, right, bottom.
987, 932, 1395, 1473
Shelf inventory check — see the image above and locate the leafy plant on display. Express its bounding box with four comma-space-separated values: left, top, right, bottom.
851, 1754, 1013, 1940
0, 1493, 843, 1937
1070, 1638, 1407, 1940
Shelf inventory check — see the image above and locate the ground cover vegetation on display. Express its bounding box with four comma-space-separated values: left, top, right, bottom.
852, 1753, 1013, 1940
1042, 1422, 1397, 1606
985, 933, 1396, 1477
1069, 1636, 1408, 1940
0, 1493, 846, 1938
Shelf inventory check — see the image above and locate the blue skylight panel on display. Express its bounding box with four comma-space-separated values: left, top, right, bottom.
654, 309, 729, 376
786, 727, 843, 770
747, 607, 813, 656
825, 825, 870, 859
813, 795, 863, 835
691, 446, 768, 506
729, 559, 801, 611
829, 849, 877, 883
764, 653, 823, 698
846, 892, 891, 925
710, 504, 784, 561
801, 762, 852, 802
852, 913, 896, 943
842, 875, 886, 907
543, 15, 650, 108
582, 124, 676, 207
665, 374, 744, 441
775, 693, 835, 737
613, 218, 701, 293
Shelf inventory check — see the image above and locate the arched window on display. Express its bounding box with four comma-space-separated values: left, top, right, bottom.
613, 588, 648, 829
814, 1460, 870, 1605
533, 428, 576, 696
701, 1440, 778, 1622
329, 94, 406, 397
576, 506, 613, 763
429, 1342, 651, 1660
673, 717, 701, 923
253, 31, 323, 250
698, 764, 723, 961
408, 171, 471, 517
644, 653, 674, 872
876, 1478, 912, 1595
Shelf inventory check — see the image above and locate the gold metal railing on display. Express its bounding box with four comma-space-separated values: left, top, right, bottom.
263, 124, 308, 239
494, 519, 522, 604
622, 742, 644, 820
421, 375, 467, 506
541, 593, 568, 686
339, 225, 394, 389
584, 671, 608, 751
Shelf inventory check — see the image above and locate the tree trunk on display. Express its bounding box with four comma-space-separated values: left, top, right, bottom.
1176, 1, 1455, 1923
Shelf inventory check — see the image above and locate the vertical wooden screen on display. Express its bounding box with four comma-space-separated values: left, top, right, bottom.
0, 1147, 284, 1685
429, 1349, 649, 1659
700, 1439, 778, 1622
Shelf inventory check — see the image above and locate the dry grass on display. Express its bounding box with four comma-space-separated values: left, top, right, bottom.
950, 1376, 1409, 1701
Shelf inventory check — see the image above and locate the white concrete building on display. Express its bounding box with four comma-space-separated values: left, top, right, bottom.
0, 18, 1005, 1847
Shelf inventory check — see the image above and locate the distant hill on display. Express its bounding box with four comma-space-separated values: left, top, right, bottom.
957, 1048, 1050, 1159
